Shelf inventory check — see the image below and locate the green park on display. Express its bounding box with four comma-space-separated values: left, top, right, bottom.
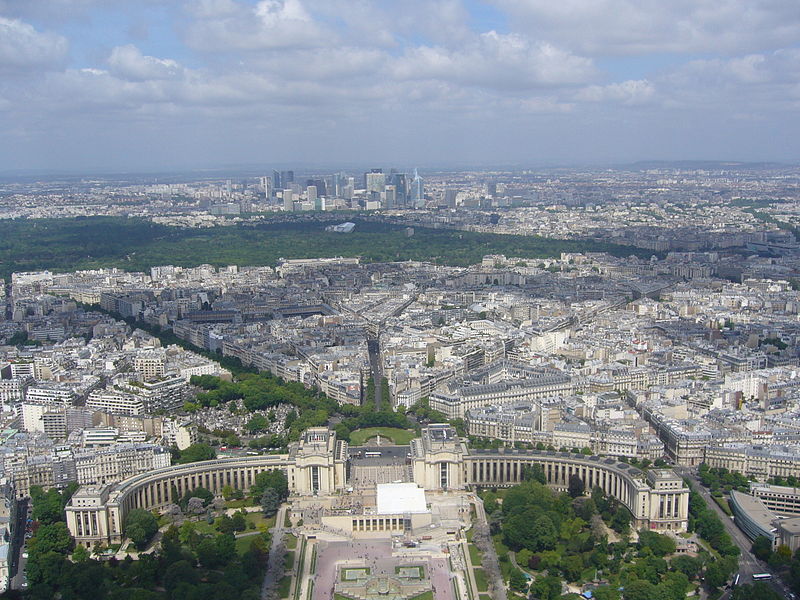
0, 215, 650, 280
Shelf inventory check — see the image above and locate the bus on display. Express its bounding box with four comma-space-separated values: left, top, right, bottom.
732, 574, 740, 587
753, 573, 773, 581
365, 451, 382, 457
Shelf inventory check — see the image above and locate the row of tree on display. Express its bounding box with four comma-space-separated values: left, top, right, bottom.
684, 485, 741, 590
697, 462, 751, 494
768, 474, 800, 487
24, 484, 79, 594
190, 376, 463, 447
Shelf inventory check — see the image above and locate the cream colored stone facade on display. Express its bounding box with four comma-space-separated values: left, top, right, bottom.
67, 425, 689, 545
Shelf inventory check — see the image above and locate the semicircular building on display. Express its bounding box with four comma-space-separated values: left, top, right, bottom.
66, 425, 689, 546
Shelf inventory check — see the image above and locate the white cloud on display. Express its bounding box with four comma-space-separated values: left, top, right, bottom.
188, 0, 240, 19
576, 79, 656, 105
516, 96, 574, 114
0, 17, 67, 73
248, 46, 386, 81
391, 31, 596, 90
183, 0, 330, 51
371, 0, 472, 46
255, 0, 310, 25
667, 49, 800, 91
649, 48, 800, 117
492, 0, 800, 56
2, 0, 800, 169
0, 0, 166, 23
108, 45, 183, 81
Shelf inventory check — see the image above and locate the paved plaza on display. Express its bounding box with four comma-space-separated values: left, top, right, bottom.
311, 539, 456, 600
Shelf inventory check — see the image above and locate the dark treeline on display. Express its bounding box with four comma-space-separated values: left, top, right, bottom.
0, 216, 651, 279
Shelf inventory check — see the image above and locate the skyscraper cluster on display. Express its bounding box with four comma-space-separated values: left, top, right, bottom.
260, 167, 425, 212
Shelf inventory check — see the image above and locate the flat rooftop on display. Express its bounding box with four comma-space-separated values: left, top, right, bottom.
731, 490, 776, 532
776, 516, 800, 535
376, 482, 428, 515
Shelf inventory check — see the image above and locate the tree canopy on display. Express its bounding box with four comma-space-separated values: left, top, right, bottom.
251, 469, 289, 501
174, 443, 216, 464
0, 216, 651, 281
637, 530, 677, 557
124, 509, 159, 550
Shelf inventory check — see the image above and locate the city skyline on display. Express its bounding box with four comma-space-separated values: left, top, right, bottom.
1, 0, 800, 171
3, 161, 800, 596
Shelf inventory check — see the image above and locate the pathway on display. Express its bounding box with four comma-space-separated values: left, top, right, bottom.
472, 495, 507, 600
262, 505, 288, 600
294, 537, 315, 600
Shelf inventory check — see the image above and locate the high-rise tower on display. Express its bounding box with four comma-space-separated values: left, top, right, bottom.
410, 169, 424, 208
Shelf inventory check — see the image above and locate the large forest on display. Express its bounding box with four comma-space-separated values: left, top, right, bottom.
0, 216, 650, 279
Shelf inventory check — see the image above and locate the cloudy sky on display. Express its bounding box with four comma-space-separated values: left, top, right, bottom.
1, 0, 799, 172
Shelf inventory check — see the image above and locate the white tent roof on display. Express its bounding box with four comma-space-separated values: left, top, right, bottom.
376, 482, 428, 515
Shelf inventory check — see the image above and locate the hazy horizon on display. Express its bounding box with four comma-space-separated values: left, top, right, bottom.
3, 159, 798, 182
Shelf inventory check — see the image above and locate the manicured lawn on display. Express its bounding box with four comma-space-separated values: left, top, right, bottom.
286, 533, 297, 549
499, 557, 514, 581
349, 427, 416, 446
492, 532, 512, 577
474, 569, 489, 592
234, 533, 263, 555
157, 514, 173, 527
293, 538, 307, 600
247, 512, 275, 531
225, 498, 255, 509
713, 495, 732, 516
191, 519, 218, 535
278, 575, 292, 598
409, 592, 433, 600
468, 543, 482, 566
285, 551, 295, 571
492, 534, 509, 556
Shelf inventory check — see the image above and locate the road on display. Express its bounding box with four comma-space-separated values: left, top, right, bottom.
4, 281, 11, 321
9, 499, 28, 591
679, 469, 794, 599
366, 337, 382, 410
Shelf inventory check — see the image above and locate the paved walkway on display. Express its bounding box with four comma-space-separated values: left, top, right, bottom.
429, 556, 456, 600
310, 538, 460, 600
461, 538, 482, 599
472, 496, 507, 600
262, 506, 288, 600
294, 537, 315, 600
313, 540, 394, 600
